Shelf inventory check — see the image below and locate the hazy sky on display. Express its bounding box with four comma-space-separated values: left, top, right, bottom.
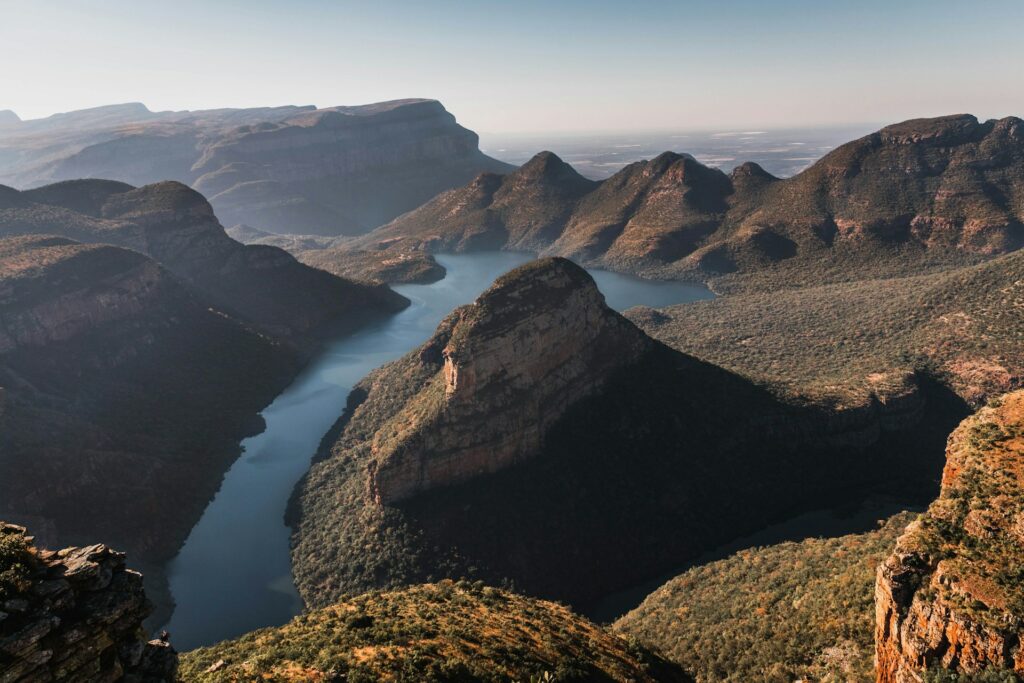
1, 0, 1022, 133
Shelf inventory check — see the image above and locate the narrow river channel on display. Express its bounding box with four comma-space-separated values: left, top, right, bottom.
163, 252, 715, 649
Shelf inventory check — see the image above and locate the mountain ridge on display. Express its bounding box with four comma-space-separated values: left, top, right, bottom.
0, 99, 513, 235
349, 114, 1024, 292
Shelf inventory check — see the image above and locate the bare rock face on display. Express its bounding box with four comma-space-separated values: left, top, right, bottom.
875, 391, 1024, 682
367, 258, 651, 504
0, 523, 177, 682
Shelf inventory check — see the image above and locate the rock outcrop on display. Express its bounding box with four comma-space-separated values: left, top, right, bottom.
367, 258, 651, 504
357, 115, 1024, 291
0, 523, 177, 682
875, 391, 1024, 682
0, 100, 512, 235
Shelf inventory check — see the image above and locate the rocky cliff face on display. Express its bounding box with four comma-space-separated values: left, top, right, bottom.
0, 523, 176, 682
362, 115, 1024, 291
1, 179, 407, 343
0, 99, 512, 235
367, 258, 651, 504
875, 391, 1024, 682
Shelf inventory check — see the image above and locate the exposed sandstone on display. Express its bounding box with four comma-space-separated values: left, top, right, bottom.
0, 523, 176, 682
367, 258, 651, 504
875, 391, 1024, 682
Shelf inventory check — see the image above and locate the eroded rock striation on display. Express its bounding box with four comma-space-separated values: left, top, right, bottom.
367, 258, 651, 504
356, 115, 1024, 291
0, 100, 512, 235
0, 523, 177, 682
875, 391, 1024, 682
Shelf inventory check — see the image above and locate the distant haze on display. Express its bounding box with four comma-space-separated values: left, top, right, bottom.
1, 0, 1022, 134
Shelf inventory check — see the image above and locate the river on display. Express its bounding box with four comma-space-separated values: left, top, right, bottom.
163, 252, 714, 649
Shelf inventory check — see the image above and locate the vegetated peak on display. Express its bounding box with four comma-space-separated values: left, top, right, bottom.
0, 183, 30, 209
100, 180, 216, 221
473, 256, 602, 313
730, 160, 777, 182
513, 150, 595, 187
23, 178, 136, 217
0, 109, 20, 125
878, 113, 989, 145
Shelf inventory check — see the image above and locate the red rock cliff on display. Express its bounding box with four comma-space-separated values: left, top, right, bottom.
367, 257, 652, 504
875, 391, 1024, 682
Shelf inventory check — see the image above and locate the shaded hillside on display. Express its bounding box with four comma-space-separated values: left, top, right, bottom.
290, 259, 958, 615
627, 248, 1024, 407
0, 179, 407, 344
0, 236, 297, 573
0, 100, 513, 235
876, 392, 1024, 682
358, 115, 1024, 291
614, 512, 917, 683
180, 581, 690, 683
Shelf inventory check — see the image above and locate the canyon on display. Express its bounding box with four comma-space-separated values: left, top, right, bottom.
0, 180, 409, 634
0, 100, 512, 236
289, 257, 967, 618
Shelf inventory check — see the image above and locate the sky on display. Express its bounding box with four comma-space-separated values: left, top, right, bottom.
1, 0, 1022, 134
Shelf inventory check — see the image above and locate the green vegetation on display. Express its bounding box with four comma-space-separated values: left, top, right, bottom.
629, 248, 1024, 407
614, 512, 917, 683
923, 665, 1023, 682
0, 524, 35, 601
179, 581, 688, 683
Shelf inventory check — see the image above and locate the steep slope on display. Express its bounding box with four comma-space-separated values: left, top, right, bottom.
0, 179, 407, 343
875, 392, 1024, 682
0, 236, 297, 593
0, 523, 177, 682
364, 115, 1024, 291
0, 100, 513, 235
290, 258, 955, 613
614, 512, 918, 683
180, 581, 690, 683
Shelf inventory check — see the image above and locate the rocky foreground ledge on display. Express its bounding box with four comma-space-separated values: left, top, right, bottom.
0, 523, 176, 682
875, 391, 1024, 681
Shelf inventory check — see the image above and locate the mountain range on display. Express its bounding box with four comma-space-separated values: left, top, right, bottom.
346, 114, 1024, 292
0, 100, 512, 235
